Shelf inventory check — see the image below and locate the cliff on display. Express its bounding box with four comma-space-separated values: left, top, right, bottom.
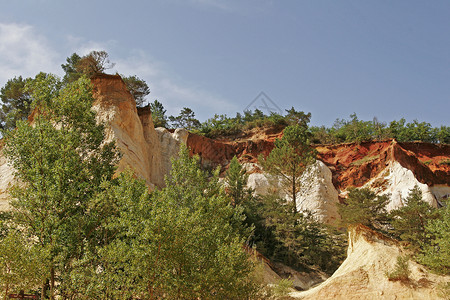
1, 75, 449, 223
290, 224, 450, 299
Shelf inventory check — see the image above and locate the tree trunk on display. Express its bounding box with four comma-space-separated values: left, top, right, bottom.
50, 266, 55, 300
292, 176, 297, 214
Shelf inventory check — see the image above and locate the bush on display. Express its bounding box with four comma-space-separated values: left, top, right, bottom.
386, 256, 411, 282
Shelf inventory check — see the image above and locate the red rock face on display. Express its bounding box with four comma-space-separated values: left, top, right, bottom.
186, 128, 450, 191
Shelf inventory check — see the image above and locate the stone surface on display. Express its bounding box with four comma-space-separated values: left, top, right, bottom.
91, 74, 163, 189
290, 224, 450, 299
363, 161, 438, 211
155, 127, 189, 180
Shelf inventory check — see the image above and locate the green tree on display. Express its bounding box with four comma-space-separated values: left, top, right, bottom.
0, 76, 33, 130
91, 146, 256, 299
122, 75, 150, 107
0, 231, 44, 299
61, 53, 82, 83
225, 156, 251, 207
75, 50, 115, 77
61, 51, 115, 82
259, 193, 346, 273
3, 74, 118, 299
338, 187, 390, 230
285, 107, 311, 127
390, 186, 439, 251
169, 107, 201, 130
259, 124, 316, 213
149, 99, 168, 128
419, 199, 450, 274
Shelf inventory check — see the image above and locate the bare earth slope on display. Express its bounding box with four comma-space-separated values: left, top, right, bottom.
290, 224, 450, 300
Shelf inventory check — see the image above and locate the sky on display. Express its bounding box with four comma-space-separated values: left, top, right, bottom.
0, 0, 449, 127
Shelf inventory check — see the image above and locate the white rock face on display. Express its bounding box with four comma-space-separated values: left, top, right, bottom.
155, 127, 189, 180
246, 160, 340, 225
297, 160, 340, 224
0, 152, 13, 211
364, 161, 437, 211
430, 184, 450, 205
290, 225, 450, 299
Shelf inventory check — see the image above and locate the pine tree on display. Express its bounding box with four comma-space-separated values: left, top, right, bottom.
390, 185, 439, 251
259, 124, 316, 213
91, 146, 257, 299
225, 156, 251, 207
338, 187, 390, 230
419, 199, 450, 274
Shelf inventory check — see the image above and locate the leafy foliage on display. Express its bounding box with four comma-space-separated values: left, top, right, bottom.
225, 156, 251, 207
310, 113, 449, 144
259, 124, 316, 212
386, 255, 411, 281
169, 107, 201, 130
0, 76, 33, 130
418, 199, 450, 274
122, 75, 150, 107
389, 186, 439, 251
89, 147, 257, 299
149, 99, 168, 128
3, 74, 119, 299
0, 230, 45, 297
338, 187, 390, 230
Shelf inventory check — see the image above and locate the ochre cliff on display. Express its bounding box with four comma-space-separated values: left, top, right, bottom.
184, 130, 449, 222
290, 224, 450, 299
91, 74, 164, 188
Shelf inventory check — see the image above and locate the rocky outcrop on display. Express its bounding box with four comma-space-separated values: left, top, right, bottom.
0, 143, 13, 211
246, 160, 340, 225
363, 161, 438, 210
290, 224, 450, 299
155, 127, 189, 178
91, 74, 164, 189
185, 131, 449, 223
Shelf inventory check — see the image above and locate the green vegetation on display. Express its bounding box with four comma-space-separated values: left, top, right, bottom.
259, 124, 316, 213
418, 198, 450, 274
0, 75, 33, 130
389, 186, 439, 252
350, 154, 380, 166
0, 76, 256, 298
338, 187, 391, 230
439, 158, 450, 165
149, 99, 168, 127
2, 75, 119, 299
340, 185, 449, 276
386, 255, 411, 282
225, 125, 346, 274
1, 51, 150, 131
121, 75, 150, 107
152, 102, 449, 144
168, 107, 201, 130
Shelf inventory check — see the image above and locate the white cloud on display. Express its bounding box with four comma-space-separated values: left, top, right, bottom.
0, 24, 235, 121
0, 23, 61, 85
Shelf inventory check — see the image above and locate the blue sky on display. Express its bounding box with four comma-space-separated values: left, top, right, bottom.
0, 0, 449, 127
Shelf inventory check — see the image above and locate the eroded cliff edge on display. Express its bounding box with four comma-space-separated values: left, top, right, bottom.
290, 224, 450, 300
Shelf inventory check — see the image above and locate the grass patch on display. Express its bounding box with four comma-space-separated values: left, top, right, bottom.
350, 154, 380, 166
439, 159, 450, 166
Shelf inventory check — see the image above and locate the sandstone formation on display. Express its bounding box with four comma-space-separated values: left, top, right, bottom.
290, 224, 450, 300
91, 74, 163, 189
0, 144, 13, 211
155, 127, 189, 178
186, 132, 449, 224
246, 160, 341, 225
